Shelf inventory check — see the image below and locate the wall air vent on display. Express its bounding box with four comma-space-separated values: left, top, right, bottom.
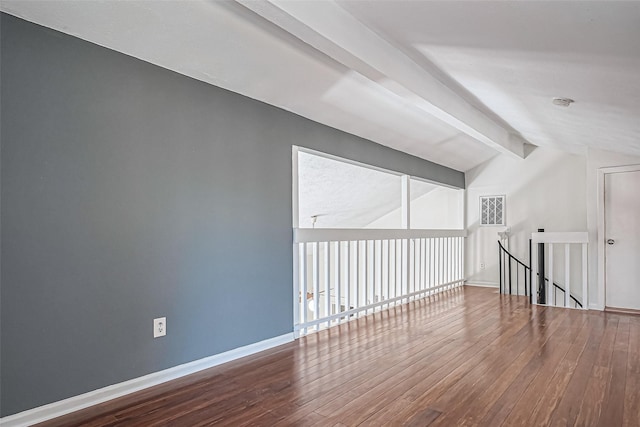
480, 195, 505, 226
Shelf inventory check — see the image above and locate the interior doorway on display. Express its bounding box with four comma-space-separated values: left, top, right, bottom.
603, 167, 640, 311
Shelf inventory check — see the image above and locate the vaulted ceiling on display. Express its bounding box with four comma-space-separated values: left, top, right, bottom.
3, 0, 640, 172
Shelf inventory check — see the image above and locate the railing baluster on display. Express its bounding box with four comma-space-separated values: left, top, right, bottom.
384, 240, 390, 308
454, 237, 458, 285
524, 254, 528, 298
455, 237, 459, 285
313, 242, 320, 326
361, 241, 364, 311
428, 238, 433, 290
441, 238, 445, 287
448, 237, 452, 288
376, 240, 381, 308
435, 238, 440, 287
368, 240, 374, 310
425, 238, 429, 292
378, 240, 382, 307
425, 238, 429, 290
443, 238, 448, 289
565, 244, 571, 309
324, 241, 331, 326
529, 239, 532, 303
436, 237, 440, 288
461, 237, 464, 284
354, 240, 359, 314
419, 238, 424, 294
334, 241, 341, 323
422, 238, 426, 293
451, 238, 455, 289
344, 241, 350, 320
499, 244, 503, 294
403, 238, 409, 302
548, 244, 554, 306
433, 238, 440, 286
412, 239, 417, 298
301, 243, 307, 334
424, 238, 428, 292
424, 238, 428, 291
294, 230, 469, 335
394, 239, 399, 304
582, 243, 588, 310
441, 237, 445, 286
508, 246, 512, 294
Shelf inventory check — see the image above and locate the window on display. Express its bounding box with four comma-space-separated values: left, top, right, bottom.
480, 195, 505, 226
296, 149, 402, 228
294, 146, 464, 230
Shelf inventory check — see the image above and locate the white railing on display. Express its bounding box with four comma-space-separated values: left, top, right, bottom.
531, 231, 588, 309
293, 229, 466, 336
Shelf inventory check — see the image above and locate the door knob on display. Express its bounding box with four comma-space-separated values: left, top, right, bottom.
607, 239, 615, 245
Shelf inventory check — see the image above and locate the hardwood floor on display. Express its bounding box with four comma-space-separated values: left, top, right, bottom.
36, 286, 640, 426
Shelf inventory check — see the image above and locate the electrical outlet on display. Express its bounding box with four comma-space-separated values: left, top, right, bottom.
480, 262, 486, 270
153, 317, 166, 338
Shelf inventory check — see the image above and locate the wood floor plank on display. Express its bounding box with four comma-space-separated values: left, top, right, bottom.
34, 287, 640, 427
574, 314, 620, 426
599, 316, 630, 426
403, 406, 442, 427
547, 314, 607, 427
316, 294, 517, 423
500, 310, 580, 426
427, 305, 564, 426
525, 314, 591, 426
623, 316, 640, 427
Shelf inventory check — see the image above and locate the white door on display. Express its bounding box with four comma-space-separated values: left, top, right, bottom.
605, 170, 640, 310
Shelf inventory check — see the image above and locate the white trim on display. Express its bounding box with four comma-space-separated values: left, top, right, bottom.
292, 146, 300, 338
0, 333, 294, 427
531, 231, 588, 244
597, 164, 640, 311
292, 146, 299, 228
465, 281, 499, 288
294, 228, 467, 243
401, 174, 410, 229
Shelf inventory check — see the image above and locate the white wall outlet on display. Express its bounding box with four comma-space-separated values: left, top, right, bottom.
153, 317, 166, 338
480, 262, 486, 270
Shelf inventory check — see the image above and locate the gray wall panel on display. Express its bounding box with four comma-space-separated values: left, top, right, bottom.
0, 13, 464, 416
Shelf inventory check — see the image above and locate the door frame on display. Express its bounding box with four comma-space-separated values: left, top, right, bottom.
597, 164, 640, 309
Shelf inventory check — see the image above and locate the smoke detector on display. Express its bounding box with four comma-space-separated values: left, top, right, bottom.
552, 97, 574, 107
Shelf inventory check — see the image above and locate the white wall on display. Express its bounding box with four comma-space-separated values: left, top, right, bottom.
586, 147, 640, 309
465, 147, 587, 287
366, 186, 463, 229
410, 187, 464, 229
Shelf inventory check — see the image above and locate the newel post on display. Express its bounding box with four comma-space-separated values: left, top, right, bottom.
537, 228, 546, 304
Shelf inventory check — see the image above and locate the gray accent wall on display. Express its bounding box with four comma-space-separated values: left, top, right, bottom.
0, 13, 464, 416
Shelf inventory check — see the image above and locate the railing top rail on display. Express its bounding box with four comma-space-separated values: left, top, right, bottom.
531, 231, 588, 244
294, 228, 467, 243
498, 241, 529, 269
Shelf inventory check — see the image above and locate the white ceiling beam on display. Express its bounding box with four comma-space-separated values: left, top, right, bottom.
237, 0, 527, 159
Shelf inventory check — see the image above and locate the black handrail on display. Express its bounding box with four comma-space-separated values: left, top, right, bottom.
498, 240, 582, 308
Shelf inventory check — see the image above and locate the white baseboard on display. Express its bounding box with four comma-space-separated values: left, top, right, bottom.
465, 281, 499, 288
0, 333, 294, 427
589, 303, 604, 311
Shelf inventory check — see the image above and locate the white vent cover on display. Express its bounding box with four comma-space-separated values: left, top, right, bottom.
480, 195, 505, 226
